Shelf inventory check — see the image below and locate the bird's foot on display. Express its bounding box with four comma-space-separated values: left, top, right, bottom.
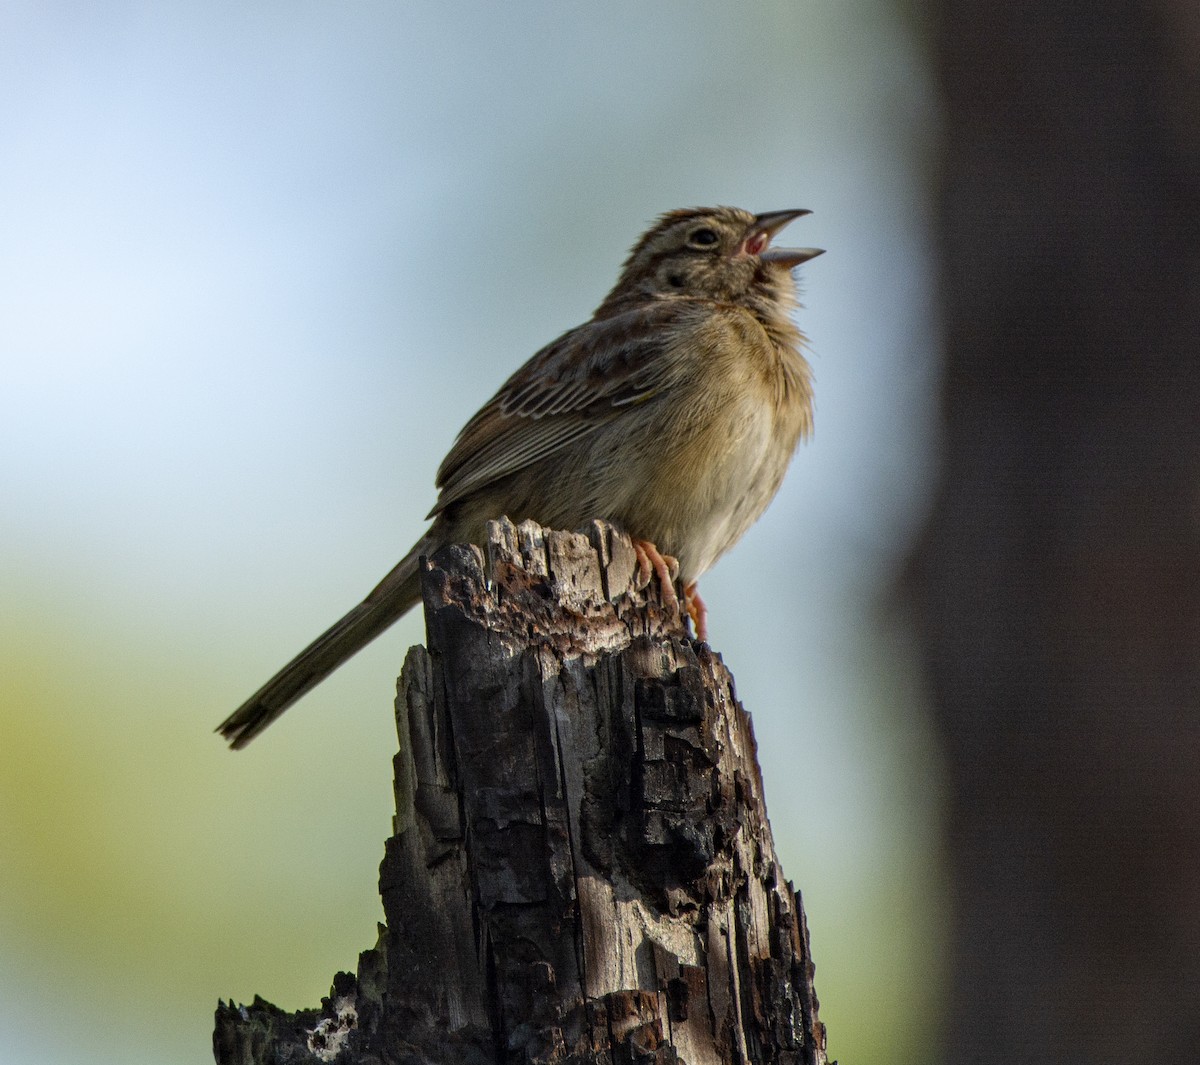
684, 581, 708, 643
632, 538, 680, 613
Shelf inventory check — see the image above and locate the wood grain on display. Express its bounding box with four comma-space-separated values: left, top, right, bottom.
214, 519, 826, 1064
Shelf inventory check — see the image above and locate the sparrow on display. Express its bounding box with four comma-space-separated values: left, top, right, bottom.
218, 206, 821, 748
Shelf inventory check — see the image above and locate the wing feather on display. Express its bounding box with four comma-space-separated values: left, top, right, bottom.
429, 301, 691, 516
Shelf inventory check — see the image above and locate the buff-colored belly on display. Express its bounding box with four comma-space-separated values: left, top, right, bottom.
605, 378, 800, 580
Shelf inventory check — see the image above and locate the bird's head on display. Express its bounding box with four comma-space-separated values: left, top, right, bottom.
595, 206, 822, 318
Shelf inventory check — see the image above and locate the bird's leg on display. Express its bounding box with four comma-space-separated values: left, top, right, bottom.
632, 538, 680, 613
684, 581, 708, 643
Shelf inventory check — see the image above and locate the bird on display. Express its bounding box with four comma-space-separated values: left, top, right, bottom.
218, 206, 822, 748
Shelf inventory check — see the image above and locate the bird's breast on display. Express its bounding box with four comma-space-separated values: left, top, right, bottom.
610, 332, 811, 581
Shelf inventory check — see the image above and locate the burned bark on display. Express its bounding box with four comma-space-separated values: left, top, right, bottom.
214, 519, 826, 1065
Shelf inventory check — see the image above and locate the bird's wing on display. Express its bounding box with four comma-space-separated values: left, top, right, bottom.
429, 301, 694, 517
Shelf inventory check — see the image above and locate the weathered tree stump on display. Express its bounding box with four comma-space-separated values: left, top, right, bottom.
214, 519, 827, 1065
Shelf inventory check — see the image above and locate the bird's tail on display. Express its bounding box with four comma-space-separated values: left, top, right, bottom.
216, 543, 427, 749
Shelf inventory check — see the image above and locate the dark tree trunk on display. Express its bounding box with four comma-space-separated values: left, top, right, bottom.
214, 520, 827, 1065
917, 1, 1200, 1061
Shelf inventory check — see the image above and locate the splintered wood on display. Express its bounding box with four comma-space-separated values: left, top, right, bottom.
214, 519, 826, 1065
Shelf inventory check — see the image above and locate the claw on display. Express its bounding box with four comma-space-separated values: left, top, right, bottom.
632, 539, 680, 613
632, 541, 654, 589
683, 582, 708, 642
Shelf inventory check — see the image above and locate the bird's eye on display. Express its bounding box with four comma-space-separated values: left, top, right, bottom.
688, 227, 719, 247
667, 273, 686, 288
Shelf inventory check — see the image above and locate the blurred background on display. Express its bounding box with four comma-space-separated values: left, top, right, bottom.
1, 3, 939, 1062
5, 1, 1194, 1063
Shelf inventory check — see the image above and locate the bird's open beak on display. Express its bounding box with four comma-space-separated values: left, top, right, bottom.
745, 209, 824, 267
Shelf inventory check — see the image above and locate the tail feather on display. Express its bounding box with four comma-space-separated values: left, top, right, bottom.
217, 547, 425, 749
